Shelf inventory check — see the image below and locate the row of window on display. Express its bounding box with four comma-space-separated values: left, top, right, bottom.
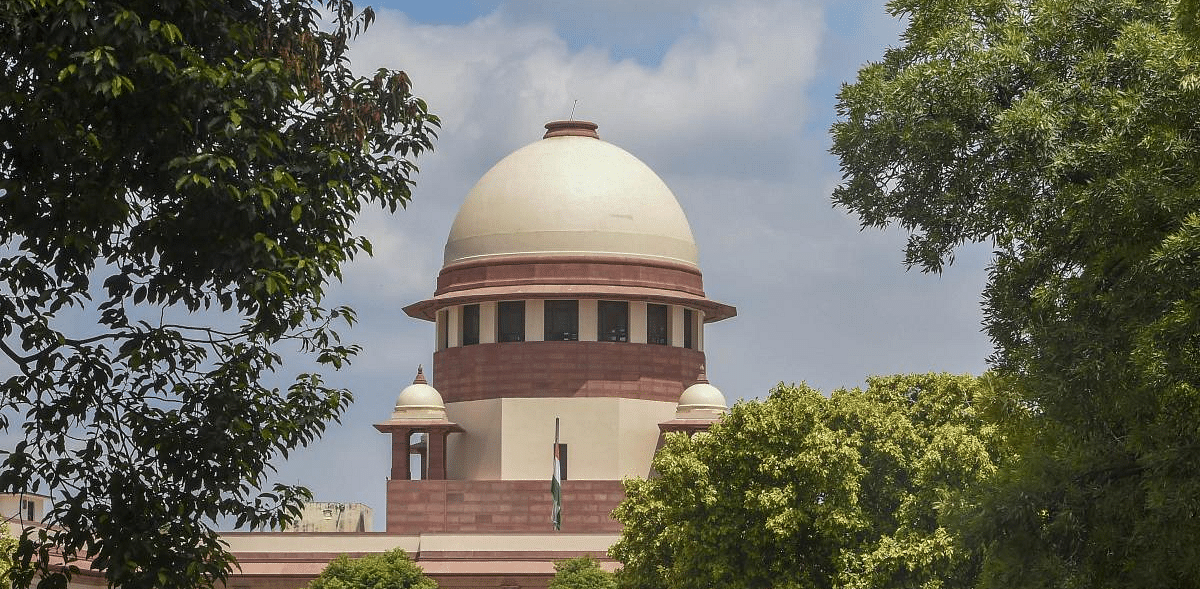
443, 300, 696, 349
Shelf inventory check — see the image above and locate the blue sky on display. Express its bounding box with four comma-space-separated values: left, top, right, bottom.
263, 0, 996, 527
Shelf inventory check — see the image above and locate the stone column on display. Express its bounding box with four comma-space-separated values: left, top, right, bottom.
390, 428, 411, 480
426, 429, 449, 480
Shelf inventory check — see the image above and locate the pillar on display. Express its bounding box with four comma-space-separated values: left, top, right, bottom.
389, 428, 411, 480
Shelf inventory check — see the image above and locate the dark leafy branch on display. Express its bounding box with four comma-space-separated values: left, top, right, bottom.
0, 1, 437, 588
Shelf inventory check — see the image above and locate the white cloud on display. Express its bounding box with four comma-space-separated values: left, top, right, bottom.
350, 0, 823, 169
331, 0, 991, 396
257, 0, 996, 531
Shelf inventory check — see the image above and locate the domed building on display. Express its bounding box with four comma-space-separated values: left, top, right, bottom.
223, 121, 735, 588
383, 120, 735, 535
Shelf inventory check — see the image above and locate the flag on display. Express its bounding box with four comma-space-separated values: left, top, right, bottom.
551, 417, 562, 530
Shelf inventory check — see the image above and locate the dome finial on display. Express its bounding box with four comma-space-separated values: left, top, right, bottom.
413, 365, 427, 385
544, 120, 598, 139
694, 366, 709, 385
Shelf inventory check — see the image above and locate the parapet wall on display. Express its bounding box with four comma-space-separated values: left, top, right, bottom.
434, 341, 705, 403
385, 479, 625, 534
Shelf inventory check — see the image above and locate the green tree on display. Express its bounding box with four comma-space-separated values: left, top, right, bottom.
0, 525, 16, 586
307, 549, 436, 589
549, 556, 616, 589
611, 374, 1008, 589
0, 1, 436, 588
831, 0, 1200, 586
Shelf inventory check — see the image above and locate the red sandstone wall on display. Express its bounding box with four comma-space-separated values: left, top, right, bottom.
385, 479, 625, 534
433, 341, 705, 403
435, 255, 706, 297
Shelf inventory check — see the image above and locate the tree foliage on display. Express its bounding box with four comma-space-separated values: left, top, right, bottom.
306, 549, 436, 589
0, 525, 16, 586
611, 374, 1009, 589
548, 556, 616, 589
831, 1, 1200, 586
0, 1, 436, 588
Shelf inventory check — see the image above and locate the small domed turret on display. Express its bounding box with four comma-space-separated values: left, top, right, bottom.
674, 371, 727, 420
392, 366, 447, 420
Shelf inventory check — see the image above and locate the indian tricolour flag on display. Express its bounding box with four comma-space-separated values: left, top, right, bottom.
551, 417, 562, 531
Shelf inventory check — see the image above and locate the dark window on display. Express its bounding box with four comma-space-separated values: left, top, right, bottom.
544, 300, 578, 341
462, 304, 480, 346
556, 443, 569, 481
497, 301, 525, 342
598, 301, 629, 342
647, 304, 668, 345
684, 309, 694, 349
438, 310, 449, 350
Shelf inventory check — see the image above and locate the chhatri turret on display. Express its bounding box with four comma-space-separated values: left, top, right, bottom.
389, 120, 735, 534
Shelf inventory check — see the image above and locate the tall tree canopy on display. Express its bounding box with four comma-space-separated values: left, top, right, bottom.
611, 374, 1008, 589
832, 0, 1200, 586
0, 1, 437, 588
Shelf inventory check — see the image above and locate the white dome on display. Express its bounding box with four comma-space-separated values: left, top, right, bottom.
676, 377, 727, 420
443, 122, 698, 267
393, 367, 447, 420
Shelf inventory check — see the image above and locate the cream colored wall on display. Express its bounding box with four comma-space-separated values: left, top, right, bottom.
479, 302, 497, 344
447, 306, 461, 347
696, 309, 705, 352
629, 302, 647, 344
0, 494, 45, 524
419, 532, 619, 552
578, 300, 598, 341
670, 306, 685, 348
526, 299, 544, 341
500, 398, 616, 479
223, 532, 420, 553
444, 398, 675, 481
0, 495, 19, 520
618, 399, 678, 478
445, 399, 503, 479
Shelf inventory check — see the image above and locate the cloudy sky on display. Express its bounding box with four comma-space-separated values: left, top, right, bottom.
265, 0, 997, 526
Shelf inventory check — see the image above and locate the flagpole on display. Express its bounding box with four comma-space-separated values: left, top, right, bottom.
551, 417, 562, 531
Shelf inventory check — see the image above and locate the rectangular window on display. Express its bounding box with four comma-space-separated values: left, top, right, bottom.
462, 304, 480, 346
20, 499, 34, 521
684, 309, 694, 349
597, 301, 629, 342
544, 300, 578, 341
497, 301, 525, 342
647, 304, 668, 345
